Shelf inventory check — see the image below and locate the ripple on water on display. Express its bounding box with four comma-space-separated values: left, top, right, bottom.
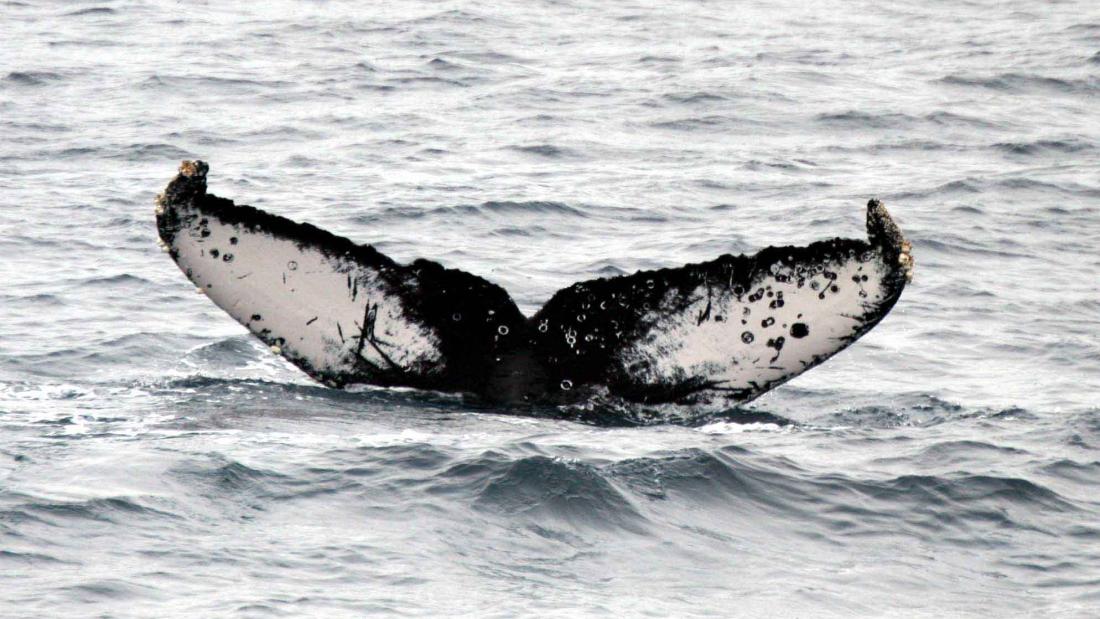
937, 72, 1100, 94
21, 496, 178, 525
3, 71, 63, 86
506, 144, 581, 159
992, 138, 1094, 155
63, 6, 116, 17
474, 455, 647, 532
441, 200, 589, 218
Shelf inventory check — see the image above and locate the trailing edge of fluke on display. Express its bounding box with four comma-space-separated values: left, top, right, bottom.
156, 161, 912, 407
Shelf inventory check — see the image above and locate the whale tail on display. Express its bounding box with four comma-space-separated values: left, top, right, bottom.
156, 161, 911, 406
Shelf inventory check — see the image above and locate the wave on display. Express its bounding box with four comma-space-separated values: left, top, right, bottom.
446, 200, 588, 218
75, 273, 155, 288
815, 109, 998, 129
5, 440, 1082, 567
0, 293, 65, 307
889, 176, 1100, 201
398, 8, 504, 27
183, 459, 288, 492
383, 75, 470, 89
140, 74, 293, 92
608, 448, 1082, 538
938, 72, 1099, 94
992, 138, 1094, 155
889, 179, 981, 199
18, 496, 179, 524
1041, 459, 1100, 485
662, 92, 729, 105
649, 115, 737, 130
114, 143, 195, 160
506, 144, 580, 159
0, 550, 77, 566
913, 439, 1030, 463
64, 7, 115, 16
3, 71, 62, 86
474, 456, 647, 531
609, 449, 760, 503
916, 236, 1033, 260
870, 474, 1075, 513
426, 57, 462, 71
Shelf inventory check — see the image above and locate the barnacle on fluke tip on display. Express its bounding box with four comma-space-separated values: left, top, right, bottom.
156, 160, 911, 408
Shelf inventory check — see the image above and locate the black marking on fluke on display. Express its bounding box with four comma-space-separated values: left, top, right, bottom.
156, 161, 912, 409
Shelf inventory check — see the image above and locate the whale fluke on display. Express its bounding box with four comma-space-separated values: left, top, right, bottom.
156, 161, 912, 406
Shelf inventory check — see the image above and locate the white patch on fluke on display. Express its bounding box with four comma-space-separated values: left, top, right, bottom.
618, 249, 893, 395
168, 213, 443, 381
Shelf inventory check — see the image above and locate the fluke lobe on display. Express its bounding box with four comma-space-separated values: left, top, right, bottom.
155, 161, 913, 407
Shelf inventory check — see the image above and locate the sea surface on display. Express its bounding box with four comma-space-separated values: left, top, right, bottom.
2, 0, 1099, 616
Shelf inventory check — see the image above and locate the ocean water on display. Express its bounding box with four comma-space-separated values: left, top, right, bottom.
2, 0, 1099, 616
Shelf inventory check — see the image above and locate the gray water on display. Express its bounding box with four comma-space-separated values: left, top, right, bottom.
2, 0, 1100, 616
